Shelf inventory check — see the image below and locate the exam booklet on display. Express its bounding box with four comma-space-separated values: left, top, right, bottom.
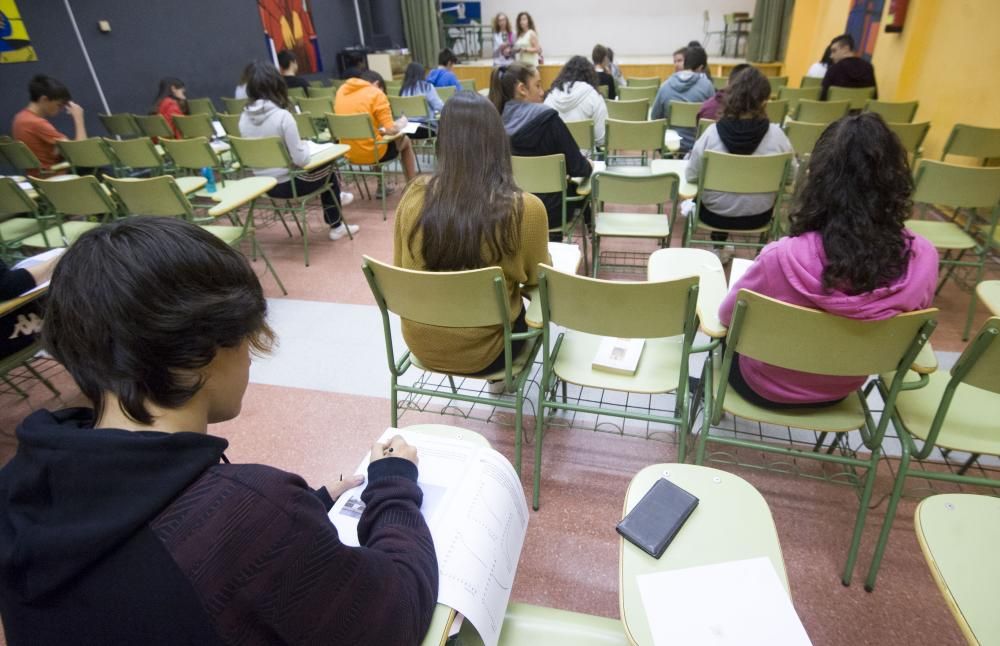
330, 428, 529, 646
592, 337, 645, 375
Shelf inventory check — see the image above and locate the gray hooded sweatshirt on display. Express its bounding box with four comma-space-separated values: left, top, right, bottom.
238, 99, 310, 183
651, 71, 716, 151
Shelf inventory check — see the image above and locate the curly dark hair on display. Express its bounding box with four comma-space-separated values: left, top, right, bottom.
788, 113, 915, 295
551, 55, 598, 94
720, 66, 769, 120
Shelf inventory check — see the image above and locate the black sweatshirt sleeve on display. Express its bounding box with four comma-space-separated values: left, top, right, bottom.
0, 262, 35, 301
550, 116, 592, 179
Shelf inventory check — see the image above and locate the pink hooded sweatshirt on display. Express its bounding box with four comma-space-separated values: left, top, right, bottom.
719, 230, 939, 404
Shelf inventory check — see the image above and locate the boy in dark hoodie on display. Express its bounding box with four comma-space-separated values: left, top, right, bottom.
821, 33, 878, 100
651, 45, 715, 152
0, 218, 438, 645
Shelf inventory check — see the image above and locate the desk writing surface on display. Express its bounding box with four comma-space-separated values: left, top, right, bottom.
524, 242, 583, 328
203, 176, 277, 218
976, 280, 1000, 316
0, 286, 47, 318
647, 248, 727, 338
302, 143, 350, 171
577, 160, 697, 199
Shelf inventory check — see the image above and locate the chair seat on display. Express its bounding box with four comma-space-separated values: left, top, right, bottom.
695, 219, 771, 234
722, 386, 867, 433
883, 371, 1000, 455
594, 212, 671, 238
0, 217, 41, 242
20, 220, 102, 248
553, 331, 684, 394
201, 224, 243, 245
905, 219, 977, 250
410, 334, 541, 382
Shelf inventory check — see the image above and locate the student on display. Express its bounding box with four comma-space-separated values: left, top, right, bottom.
697, 63, 752, 122
341, 51, 368, 80
10, 75, 86, 174
591, 44, 617, 99
672, 46, 687, 73
0, 217, 439, 644
335, 69, 418, 182
0, 254, 58, 362
239, 62, 358, 241
821, 33, 877, 100
513, 12, 542, 67
607, 47, 626, 89
686, 67, 795, 242
651, 44, 715, 152
277, 49, 311, 91
544, 55, 609, 148
400, 62, 444, 139
151, 77, 188, 139
719, 113, 937, 407
492, 12, 515, 68
234, 62, 253, 100
805, 44, 833, 80
394, 92, 548, 375
490, 62, 592, 235
427, 49, 462, 90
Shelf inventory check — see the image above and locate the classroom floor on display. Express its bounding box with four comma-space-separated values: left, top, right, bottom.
1, 171, 997, 645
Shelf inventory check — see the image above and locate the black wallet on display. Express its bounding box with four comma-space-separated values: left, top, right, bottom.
616, 477, 699, 559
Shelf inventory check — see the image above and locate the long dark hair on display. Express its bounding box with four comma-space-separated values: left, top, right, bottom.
720, 66, 769, 120
401, 62, 427, 95
409, 92, 523, 270
489, 62, 536, 114
152, 77, 187, 115
788, 113, 914, 295
551, 55, 598, 94
245, 61, 291, 110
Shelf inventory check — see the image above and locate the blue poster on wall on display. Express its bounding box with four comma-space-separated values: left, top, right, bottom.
440, 2, 481, 26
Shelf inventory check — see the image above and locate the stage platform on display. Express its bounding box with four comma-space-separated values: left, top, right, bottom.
452, 56, 783, 91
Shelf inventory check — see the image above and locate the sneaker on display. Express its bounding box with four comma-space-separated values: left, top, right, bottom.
329, 223, 360, 241
339, 191, 354, 207
487, 379, 514, 395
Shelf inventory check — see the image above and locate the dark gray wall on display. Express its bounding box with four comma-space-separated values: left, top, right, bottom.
1, 0, 404, 138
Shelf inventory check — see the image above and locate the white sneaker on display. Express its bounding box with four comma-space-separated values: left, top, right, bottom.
720, 245, 736, 265
329, 223, 359, 240
339, 191, 354, 207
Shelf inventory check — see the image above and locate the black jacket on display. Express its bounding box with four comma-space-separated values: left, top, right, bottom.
821, 57, 878, 100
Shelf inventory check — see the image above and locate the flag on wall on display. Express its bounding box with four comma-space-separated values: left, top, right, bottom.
258, 0, 322, 73
0, 0, 38, 63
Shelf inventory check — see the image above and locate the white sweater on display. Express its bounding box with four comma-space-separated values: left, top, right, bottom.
543, 81, 608, 148
238, 100, 310, 184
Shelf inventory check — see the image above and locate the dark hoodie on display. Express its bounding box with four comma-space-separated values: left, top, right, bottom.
0, 408, 438, 645
821, 57, 878, 100
502, 100, 592, 231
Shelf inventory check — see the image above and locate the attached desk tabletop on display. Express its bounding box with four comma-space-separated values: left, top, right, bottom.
915, 494, 1000, 646
976, 280, 1000, 317
0, 286, 47, 318
619, 464, 788, 646
524, 242, 584, 328
202, 176, 277, 218
303, 143, 350, 171
576, 159, 697, 199
647, 248, 727, 338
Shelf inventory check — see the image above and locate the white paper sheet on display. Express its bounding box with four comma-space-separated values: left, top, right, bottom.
728, 258, 752, 292
306, 141, 334, 157
400, 121, 421, 135
211, 120, 226, 138
636, 557, 811, 646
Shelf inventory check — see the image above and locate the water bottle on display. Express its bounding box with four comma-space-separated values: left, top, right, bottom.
202, 167, 216, 193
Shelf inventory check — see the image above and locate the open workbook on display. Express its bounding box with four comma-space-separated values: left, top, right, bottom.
329, 429, 529, 646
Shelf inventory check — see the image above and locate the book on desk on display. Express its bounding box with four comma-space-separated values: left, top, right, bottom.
330, 428, 528, 646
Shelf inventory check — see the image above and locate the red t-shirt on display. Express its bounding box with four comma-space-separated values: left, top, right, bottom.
11, 109, 66, 170
157, 97, 184, 139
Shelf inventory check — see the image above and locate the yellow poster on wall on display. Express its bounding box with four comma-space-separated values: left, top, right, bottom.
0, 0, 38, 63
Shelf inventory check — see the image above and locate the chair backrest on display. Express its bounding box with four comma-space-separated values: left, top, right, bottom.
697, 118, 716, 139
668, 101, 702, 129
384, 80, 402, 96
605, 119, 667, 155
287, 87, 307, 100
826, 86, 876, 110
540, 266, 698, 339
389, 95, 430, 119
99, 113, 142, 138
767, 76, 789, 95
795, 99, 849, 124
712, 76, 729, 90
605, 99, 649, 122
765, 99, 789, 124
105, 175, 194, 218
105, 137, 165, 170
227, 136, 293, 170
511, 154, 567, 194
56, 138, 115, 170
596, 84, 609, 98
326, 112, 377, 140
728, 289, 938, 376
307, 85, 334, 98
0, 141, 43, 173
783, 120, 828, 157
363, 255, 509, 328
134, 114, 175, 139
310, 79, 327, 87
297, 96, 334, 115
778, 86, 822, 115
800, 76, 822, 88
186, 98, 217, 116
173, 114, 216, 139
0, 177, 39, 218
627, 76, 660, 88
459, 79, 476, 92
618, 86, 657, 104
886, 121, 931, 155
911, 160, 1000, 210
700, 151, 793, 193
564, 120, 594, 152
160, 137, 223, 171
592, 171, 679, 209
436, 85, 456, 101
951, 317, 1000, 394
221, 97, 248, 114
216, 113, 242, 137
29, 175, 118, 217
294, 112, 320, 140
940, 124, 1000, 163
864, 100, 918, 123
